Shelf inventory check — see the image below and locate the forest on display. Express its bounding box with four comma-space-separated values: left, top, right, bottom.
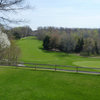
1, 25, 100, 65
35, 27, 100, 56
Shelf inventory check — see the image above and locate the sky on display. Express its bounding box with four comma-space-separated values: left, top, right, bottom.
9, 0, 100, 30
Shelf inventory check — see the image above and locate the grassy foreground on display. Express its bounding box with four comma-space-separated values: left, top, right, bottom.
0, 66, 100, 100
17, 36, 100, 68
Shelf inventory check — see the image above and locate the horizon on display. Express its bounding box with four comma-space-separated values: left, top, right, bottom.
11, 26, 100, 31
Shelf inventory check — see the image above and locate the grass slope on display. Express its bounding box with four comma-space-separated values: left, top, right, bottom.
0, 66, 100, 100
17, 36, 100, 67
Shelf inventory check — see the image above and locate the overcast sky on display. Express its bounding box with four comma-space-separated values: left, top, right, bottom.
10, 0, 100, 30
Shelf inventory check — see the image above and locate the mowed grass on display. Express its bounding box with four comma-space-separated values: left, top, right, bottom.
0, 36, 100, 100
74, 61, 100, 68
17, 36, 100, 67
0, 66, 100, 100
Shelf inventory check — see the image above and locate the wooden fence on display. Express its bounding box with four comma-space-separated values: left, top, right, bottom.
18, 62, 100, 74
0, 61, 100, 74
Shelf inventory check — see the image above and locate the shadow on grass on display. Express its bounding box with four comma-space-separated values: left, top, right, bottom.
55, 53, 69, 57
39, 47, 55, 53
39, 47, 69, 58
30, 37, 38, 40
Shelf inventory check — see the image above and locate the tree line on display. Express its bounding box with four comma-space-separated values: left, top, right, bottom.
35, 27, 100, 56
6, 26, 34, 39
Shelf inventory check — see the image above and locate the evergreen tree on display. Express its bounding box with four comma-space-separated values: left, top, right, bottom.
75, 38, 81, 53
43, 36, 50, 50
75, 38, 84, 53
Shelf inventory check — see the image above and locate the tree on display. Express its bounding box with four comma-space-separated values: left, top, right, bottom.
83, 38, 95, 56
49, 33, 60, 50
59, 34, 68, 52
43, 35, 50, 50
0, 31, 20, 65
13, 32, 21, 39
6, 40, 20, 65
94, 41, 99, 54
0, 46, 6, 61
0, 31, 11, 64
8, 26, 33, 39
0, 0, 27, 25
36, 27, 100, 55
75, 38, 84, 53
0, 0, 28, 65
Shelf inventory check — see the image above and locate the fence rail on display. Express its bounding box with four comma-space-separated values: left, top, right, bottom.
19, 62, 100, 70
0, 61, 100, 74
15, 62, 100, 74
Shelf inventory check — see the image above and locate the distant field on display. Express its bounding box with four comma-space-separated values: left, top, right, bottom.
0, 66, 100, 100
17, 36, 100, 68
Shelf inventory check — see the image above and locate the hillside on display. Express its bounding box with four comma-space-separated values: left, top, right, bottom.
0, 36, 100, 100
17, 36, 100, 68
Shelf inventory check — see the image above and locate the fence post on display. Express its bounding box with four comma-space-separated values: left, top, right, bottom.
55, 65, 56, 71
76, 66, 78, 73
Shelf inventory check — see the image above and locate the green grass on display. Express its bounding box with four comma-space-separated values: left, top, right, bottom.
74, 61, 100, 68
0, 36, 100, 100
0, 66, 100, 100
17, 36, 100, 67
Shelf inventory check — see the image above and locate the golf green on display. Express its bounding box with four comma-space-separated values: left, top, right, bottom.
74, 61, 100, 68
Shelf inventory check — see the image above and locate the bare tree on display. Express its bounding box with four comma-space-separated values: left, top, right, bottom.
0, 0, 28, 25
